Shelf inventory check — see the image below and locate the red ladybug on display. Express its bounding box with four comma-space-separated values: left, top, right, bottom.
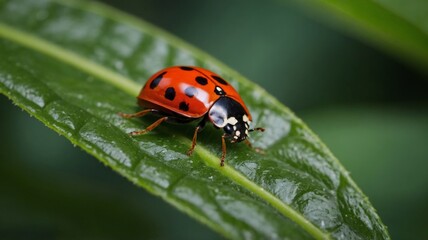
120, 66, 264, 166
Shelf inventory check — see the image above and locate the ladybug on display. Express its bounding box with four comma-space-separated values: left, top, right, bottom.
119, 66, 264, 166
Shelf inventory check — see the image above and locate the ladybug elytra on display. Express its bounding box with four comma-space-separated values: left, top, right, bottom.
119, 66, 264, 166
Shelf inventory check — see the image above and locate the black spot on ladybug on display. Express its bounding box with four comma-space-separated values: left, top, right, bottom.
214, 86, 226, 95
180, 66, 194, 71
179, 101, 189, 111
212, 75, 228, 85
150, 71, 166, 89
185, 86, 197, 97
164, 87, 176, 101
195, 76, 208, 85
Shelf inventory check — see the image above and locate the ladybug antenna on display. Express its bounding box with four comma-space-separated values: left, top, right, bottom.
249, 127, 265, 132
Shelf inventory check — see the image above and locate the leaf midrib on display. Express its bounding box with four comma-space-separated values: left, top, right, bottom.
0, 13, 329, 240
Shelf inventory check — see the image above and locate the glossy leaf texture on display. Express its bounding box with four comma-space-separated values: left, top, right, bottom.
0, 0, 390, 239
291, 0, 428, 73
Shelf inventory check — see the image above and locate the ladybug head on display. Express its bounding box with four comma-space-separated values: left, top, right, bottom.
223, 115, 250, 143
208, 97, 252, 143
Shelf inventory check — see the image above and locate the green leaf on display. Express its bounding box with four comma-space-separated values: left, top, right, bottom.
290, 0, 428, 72
0, 0, 390, 239
304, 107, 428, 240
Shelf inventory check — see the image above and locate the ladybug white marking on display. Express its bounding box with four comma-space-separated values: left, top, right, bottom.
226, 117, 238, 125
243, 114, 249, 123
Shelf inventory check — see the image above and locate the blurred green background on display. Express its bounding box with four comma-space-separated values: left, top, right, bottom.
1, 0, 427, 239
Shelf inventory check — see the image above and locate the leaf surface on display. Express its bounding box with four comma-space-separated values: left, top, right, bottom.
0, 0, 389, 239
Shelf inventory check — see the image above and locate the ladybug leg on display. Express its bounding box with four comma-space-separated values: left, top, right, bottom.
129, 116, 168, 136
186, 126, 201, 156
244, 139, 265, 154
220, 134, 227, 167
187, 120, 206, 156
118, 109, 159, 118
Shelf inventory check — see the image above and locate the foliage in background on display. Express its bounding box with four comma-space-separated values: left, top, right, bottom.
293, 0, 428, 72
